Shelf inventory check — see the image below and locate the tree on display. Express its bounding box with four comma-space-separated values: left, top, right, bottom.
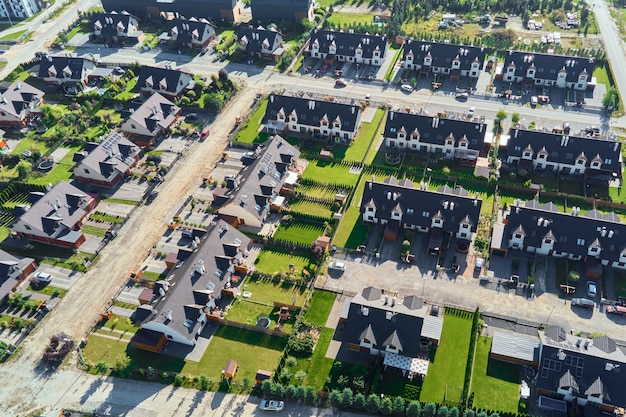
463, 409, 476, 417
380, 397, 393, 415
330, 389, 343, 407
341, 387, 354, 409
204, 94, 225, 111
437, 405, 450, 417
294, 385, 306, 401
422, 402, 437, 417
304, 385, 317, 404
114, 355, 131, 376
392, 397, 406, 416
241, 376, 252, 391
295, 370, 307, 382
262, 380, 274, 397
366, 394, 381, 413
511, 112, 521, 124
449, 406, 460, 417
406, 401, 422, 417
354, 393, 367, 410
285, 385, 296, 399
495, 109, 508, 133
602, 87, 619, 111
273, 383, 286, 398
199, 374, 210, 390
288, 332, 316, 356
17, 161, 31, 178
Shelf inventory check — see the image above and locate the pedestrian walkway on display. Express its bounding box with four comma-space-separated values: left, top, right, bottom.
111, 306, 135, 318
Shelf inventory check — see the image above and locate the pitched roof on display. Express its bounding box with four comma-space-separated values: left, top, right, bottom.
361, 177, 483, 233
502, 50, 595, 83
385, 110, 487, 150
264, 94, 362, 134
170, 17, 215, 43
37, 55, 94, 80
507, 127, 621, 177
237, 25, 282, 54
75, 132, 140, 181
342, 287, 433, 358
215, 135, 300, 223
0, 249, 34, 304
137, 65, 191, 94
250, 0, 313, 21
14, 181, 91, 243
403, 39, 489, 71
122, 92, 181, 135
91, 11, 137, 37
0, 81, 44, 118
536, 327, 626, 406
309, 28, 387, 60
138, 220, 252, 342
504, 202, 626, 263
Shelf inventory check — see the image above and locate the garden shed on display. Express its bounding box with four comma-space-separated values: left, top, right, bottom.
223, 359, 238, 379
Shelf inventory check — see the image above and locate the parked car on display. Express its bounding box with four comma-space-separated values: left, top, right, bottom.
259, 400, 284, 412
572, 298, 595, 309
328, 261, 346, 271
113, 66, 125, 75
335, 78, 346, 87
530, 96, 538, 107
400, 84, 414, 93
200, 126, 210, 140
320, 64, 329, 74
467, 107, 475, 118
186, 113, 198, 120
455, 92, 469, 101
587, 281, 597, 298
146, 190, 158, 204
474, 257, 484, 270
607, 305, 626, 316
33, 272, 53, 284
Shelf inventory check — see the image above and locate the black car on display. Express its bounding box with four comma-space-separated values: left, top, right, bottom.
186, 113, 198, 120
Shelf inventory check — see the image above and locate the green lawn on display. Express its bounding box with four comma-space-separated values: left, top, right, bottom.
327, 12, 377, 28
27, 284, 67, 298
81, 225, 108, 237
613, 270, 626, 298
225, 298, 274, 325
290, 327, 335, 389
273, 221, 326, 245
234, 99, 268, 143
27, 144, 82, 185
253, 248, 317, 276
289, 200, 334, 218
10, 137, 50, 156
302, 160, 359, 187
471, 336, 524, 413
0, 29, 28, 41
303, 290, 336, 327
114, 77, 138, 101
299, 184, 338, 200
333, 205, 368, 249
241, 275, 308, 306
419, 313, 472, 403
343, 108, 385, 162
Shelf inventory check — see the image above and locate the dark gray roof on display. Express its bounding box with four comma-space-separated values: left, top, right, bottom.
403, 39, 489, 72
138, 220, 252, 342
237, 25, 282, 54
536, 326, 626, 406
100, 0, 237, 20
309, 29, 387, 60
123, 92, 180, 134
91, 11, 137, 37
502, 50, 595, 84
507, 127, 621, 177
137, 65, 191, 94
0, 249, 34, 303
264, 94, 362, 134
342, 287, 430, 358
170, 17, 215, 44
38, 55, 94, 81
361, 177, 482, 233
250, 0, 313, 21
491, 330, 540, 363
385, 111, 487, 150
75, 132, 140, 181
216, 135, 300, 224
0, 82, 44, 119
504, 202, 626, 263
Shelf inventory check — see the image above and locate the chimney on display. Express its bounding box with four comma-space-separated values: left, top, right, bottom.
391, 296, 396, 307
390, 111, 394, 120
609, 230, 614, 238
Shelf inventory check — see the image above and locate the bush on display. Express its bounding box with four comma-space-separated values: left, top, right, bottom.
423, 402, 437, 417
285, 385, 296, 399
280, 368, 292, 382
285, 356, 297, 367
330, 389, 343, 407
366, 394, 381, 414
392, 397, 406, 416
354, 393, 366, 410
287, 332, 316, 356
380, 397, 393, 415
96, 360, 109, 373
295, 370, 307, 382
406, 401, 422, 417
304, 385, 317, 404
199, 374, 210, 390
341, 387, 354, 409
262, 380, 274, 397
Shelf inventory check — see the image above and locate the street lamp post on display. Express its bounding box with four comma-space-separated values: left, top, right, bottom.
427, 168, 432, 186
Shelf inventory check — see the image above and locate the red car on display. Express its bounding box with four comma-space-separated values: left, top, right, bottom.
320, 64, 329, 74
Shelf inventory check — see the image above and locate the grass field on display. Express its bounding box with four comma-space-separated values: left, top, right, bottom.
234, 99, 268, 143
289, 327, 335, 389
225, 299, 274, 325
273, 221, 326, 245
10, 137, 50, 156
419, 313, 472, 403
299, 184, 338, 200
342, 108, 385, 162
333, 205, 368, 249
241, 275, 308, 306
253, 248, 317, 276
303, 290, 336, 326
327, 12, 377, 28
302, 160, 359, 187
471, 336, 523, 413
288, 200, 335, 218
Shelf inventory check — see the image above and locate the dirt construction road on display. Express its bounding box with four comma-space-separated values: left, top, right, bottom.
0, 87, 258, 416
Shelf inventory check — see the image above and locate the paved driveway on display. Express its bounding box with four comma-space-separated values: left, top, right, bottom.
29, 264, 83, 291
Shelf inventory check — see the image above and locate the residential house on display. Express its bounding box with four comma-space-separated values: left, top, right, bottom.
133, 220, 253, 352
490, 330, 540, 367
384, 110, 487, 164
505, 127, 622, 182
535, 326, 626, 412
169, 17, 216, 49
214, 135, 301, 231
120, 92, 182, 147
74, 132, 142, 187
11, 182, 97, 249
0, 81, 44, 127
90, 11, 142, 43
250, 0, 314, 22
100, 0, 243, 22
37, 55, 96, 88
136, 64, 193, 98
237, 25, 285, 60
338, 286, 443, 378
309, 29, 388, 66
0, 0, 44, 19
497, 50, 595, 90
263, 94, 362, 143
0, 249, 37, 304
495, 200, 626, 273
361, 177, 482, 250
402, 40, 489, 81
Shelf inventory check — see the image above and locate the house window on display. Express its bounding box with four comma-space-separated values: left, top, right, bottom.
24, 224, 31, 230
544, 239, 552, 244
407, 208, 414, 215
590, 247, 599, 252
131, 124, 136, 129
422, 211, 430, 217
523, 152, 532, 158
462, 224, 469, 229
538, 154, 546, 159
433, 219, 441, 225
84, 169, 90, 174
605, 158, 612, 164
367, 207, 374, 212
577, 238, 585, 245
